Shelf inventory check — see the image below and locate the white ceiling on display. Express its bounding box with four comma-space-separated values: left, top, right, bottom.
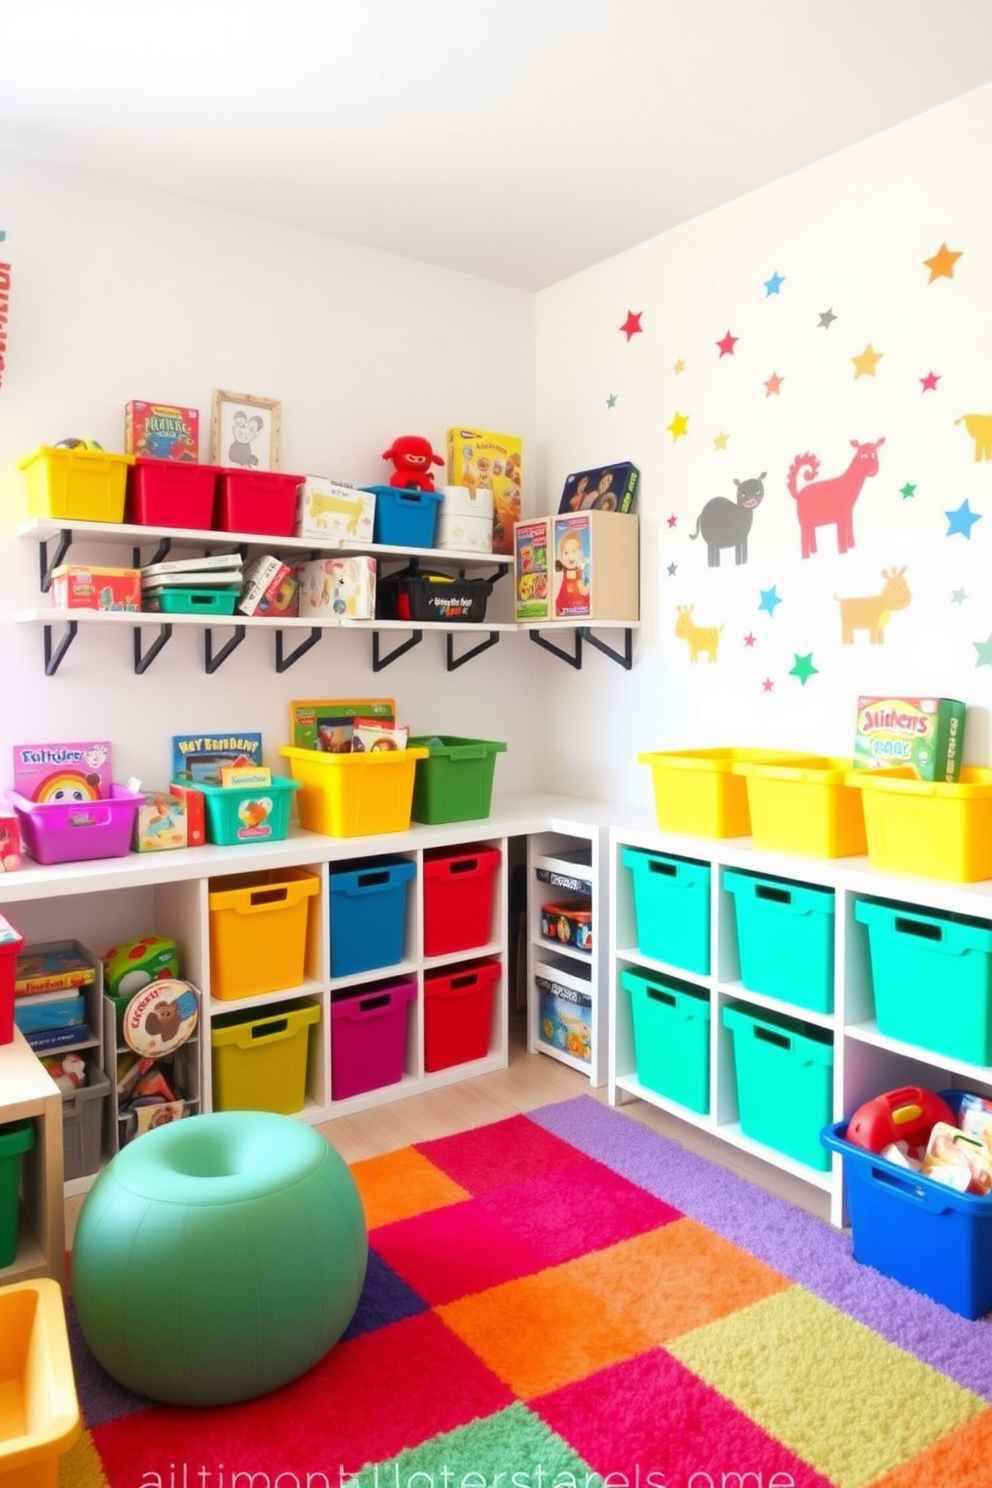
3, 1, 992, 291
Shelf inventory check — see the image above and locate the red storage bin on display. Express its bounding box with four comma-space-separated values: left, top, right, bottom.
424, 959, 499, 1071
215, 470, 304, 537
0, 916, 24, 1045
126, 459, 219, 529
422, 845, 500, 957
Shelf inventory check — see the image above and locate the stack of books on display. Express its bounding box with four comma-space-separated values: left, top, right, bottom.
141, 552, 245, 613
14, 941, 95, 1052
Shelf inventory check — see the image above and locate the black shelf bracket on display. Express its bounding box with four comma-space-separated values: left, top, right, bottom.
372, 629, 423, 671
579, 625, 634, 670
529, 628, 583, 670
204, 625, 246, 674
42, 619, 78, 676
133, 623, 174, 675
445, 631, 501, 671
132, 537, 173, 569
39, 528, 73, 592
275, 627, 323, 673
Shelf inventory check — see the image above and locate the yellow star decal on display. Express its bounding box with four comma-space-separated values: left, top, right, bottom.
924, 242, 963, 282
852, 344, 883, 378
667, 411, 689, 441
713, 432, 729, 451
673, 359, 685, 374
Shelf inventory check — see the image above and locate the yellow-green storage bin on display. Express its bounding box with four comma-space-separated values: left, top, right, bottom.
279, 747, 428, 836
18, 445, 133, 523
211, 999, 320, 1115
638, 749, 820, 838
208, 868, 319, 1000
845, 767, 992, 882
732, 756, 867, 858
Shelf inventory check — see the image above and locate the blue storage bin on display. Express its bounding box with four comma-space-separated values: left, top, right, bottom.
622, 967, 710, 1113
821, 1090, 992, 1319
722, 1002, 833, 1170
364, 485, 443, 548
622, 847, 710, 974
724, 869, 835, 1013
328, 856, 416, 978
854, 898, 992, 1065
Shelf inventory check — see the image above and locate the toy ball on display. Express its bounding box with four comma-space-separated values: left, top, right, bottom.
54, 437, 104, 450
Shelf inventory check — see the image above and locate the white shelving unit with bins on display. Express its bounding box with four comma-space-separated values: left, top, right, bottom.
609, 822, 992, 1227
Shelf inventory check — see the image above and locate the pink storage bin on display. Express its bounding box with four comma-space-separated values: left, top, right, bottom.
214, 470, 304, 537
0, 916, 23, 1046
126, 459, 219, 529
7, 784, 144, 865
330, 977, 416, 1101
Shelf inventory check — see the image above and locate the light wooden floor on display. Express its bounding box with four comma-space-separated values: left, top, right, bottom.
64, 1013, 830, 1246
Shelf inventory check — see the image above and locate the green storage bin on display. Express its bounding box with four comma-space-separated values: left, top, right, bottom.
724, 868, 835, 1013
0, 1118, 35, 1268
408, 736, 507, 824
854, 898, 992, 1064
622, 847, 710, 974
144, 587, 240, 615
622, 967, 710, 1113
722, 1002, 833, 1170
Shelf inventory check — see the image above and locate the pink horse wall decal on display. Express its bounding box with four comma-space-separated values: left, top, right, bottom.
787, 438, 885, 559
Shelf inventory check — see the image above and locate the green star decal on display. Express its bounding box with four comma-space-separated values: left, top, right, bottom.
790, 653, 819, 686
952, 588, 967, 605
606, 393, 617, 409
974, 633, 992, 667
899, 482, 917, 500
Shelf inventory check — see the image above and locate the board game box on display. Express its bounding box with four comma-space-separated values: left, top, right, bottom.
171, 732, 263, 786
446, 426, 522, 555
288, 699, 395, 751
12, 740, 113, 802
125, 401, 200, 461
852, 696, 966, 781
559, 461, 639, 514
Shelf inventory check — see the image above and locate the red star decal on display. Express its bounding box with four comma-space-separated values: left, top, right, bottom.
920, 370, 941, 392
717, 330, 738, 357
744, 633, 756, 648
620, 310, 643, 341
762, 678, 774, 692
667, 514, 678, 528
764, 373, 784, 397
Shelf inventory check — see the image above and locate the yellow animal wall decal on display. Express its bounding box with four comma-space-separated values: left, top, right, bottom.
955, 414, 992, 462
835, 567, 911, 644
675, 604, 723, 663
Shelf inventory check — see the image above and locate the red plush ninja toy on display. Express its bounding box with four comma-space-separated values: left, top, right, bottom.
382, 434, 444, 491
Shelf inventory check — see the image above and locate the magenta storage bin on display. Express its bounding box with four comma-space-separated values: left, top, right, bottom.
7, 784, 144, 865
330, 976, 416, 1100
214, 470, 304, 537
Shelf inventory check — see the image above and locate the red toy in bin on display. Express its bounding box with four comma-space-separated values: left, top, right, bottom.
0, 915, 24, 1045
845, 1086, 955, 1158
422, 845, 500, 958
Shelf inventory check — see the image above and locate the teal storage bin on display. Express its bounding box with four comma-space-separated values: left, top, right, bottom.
622, 967, 710, 1113
724, 868, 835, 1013
0, 1118, 34, 1268
183, 776, 300, 846
622, 847, 711, 974
854, 898, 992, 1064
722, 1002, 833, 1170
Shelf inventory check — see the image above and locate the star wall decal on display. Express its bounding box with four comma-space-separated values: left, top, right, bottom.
762, 678, 774, 692
713, 432, 729, 451
817, 308, 837, 329
620, 310, 643, 341
764, 373, 784, 397
763, 271, 785, 296
852, 344, 883, 378
900, 482, 917, 500
924, 243, 963, 282
952, 588, 967, 605
606, 393, 617, 408
673, 359, 685, 373
758, 586, 781, 616
744, 632, 756, 648
667, 514, 678, 528
667, 411, 689, 440
667, 562, 678, 576
920, 371, 941, 392
973, 633, 992, 667
790, 653, 819, 686
716, 330, 738, 357
946, 499, 981, 538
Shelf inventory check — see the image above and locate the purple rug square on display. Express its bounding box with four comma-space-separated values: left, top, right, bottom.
343, 1247, 431, 1337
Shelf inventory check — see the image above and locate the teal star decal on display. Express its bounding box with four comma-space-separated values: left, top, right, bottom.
758, 586, 781, 616
952, 588, 967, 605
790, 653, 818, 686
946, 500, 982, 538
764, 271, 785, 296
900, 482, 917, 500
606, 393, 617, 409
974, 633, 992, 667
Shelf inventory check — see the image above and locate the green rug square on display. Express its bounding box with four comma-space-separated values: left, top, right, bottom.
668, 1286, 986, 1488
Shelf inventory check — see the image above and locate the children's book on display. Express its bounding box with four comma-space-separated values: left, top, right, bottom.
289, 699, 394, 751
26, 1024, 92, 1053
558, 461, 639, 514
171, 732, 263, 785
16, 943, 96, 996
12, 741, 113, 803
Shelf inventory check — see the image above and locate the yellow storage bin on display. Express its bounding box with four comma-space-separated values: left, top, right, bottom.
211, 999, 320, 1115
0, 1278, 80, 1488
279, 746, 429, 836
732, 756, 867, 858
18, 446, 133, 524
208, 868, 319, 1000
638, 748, 820, 838
846, 766, 992, 882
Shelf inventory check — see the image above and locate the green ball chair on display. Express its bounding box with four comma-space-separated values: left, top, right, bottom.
71, 1110, 368, 1406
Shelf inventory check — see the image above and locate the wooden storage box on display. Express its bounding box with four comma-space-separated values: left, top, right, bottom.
551, 511, 638, 622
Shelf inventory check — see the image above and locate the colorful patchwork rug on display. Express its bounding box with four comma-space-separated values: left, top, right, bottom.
63, 1094, 992, 1488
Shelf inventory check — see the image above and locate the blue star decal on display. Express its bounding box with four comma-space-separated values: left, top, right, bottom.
946, 500, 982, 539
758, 586, 782, 616
763, 271, 785, 296
667, 562, 678, 576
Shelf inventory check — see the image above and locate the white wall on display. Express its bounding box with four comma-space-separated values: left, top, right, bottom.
0, 156, 537, 797
535, 83, 992, 810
